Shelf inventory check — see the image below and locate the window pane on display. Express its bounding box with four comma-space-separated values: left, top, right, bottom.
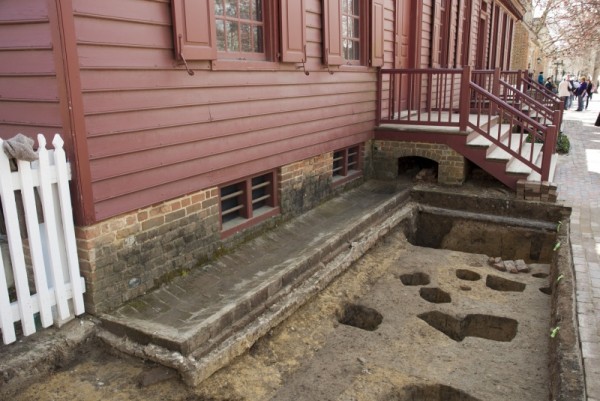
254, 0, 262, 21
342, 0, 348, 14
241, 24, 252, 52
214, 0, 224, 16
254, 26, 263, 52
350, 0, 359, 15
226, 0, 237, 17
215, 0, 264, 56
216, 20, 226, 50
226, 21, 239, 51
351, 41, 359, 60
352, 18, 359, 39
240, 0, 250, 19
342, 16, 348, 37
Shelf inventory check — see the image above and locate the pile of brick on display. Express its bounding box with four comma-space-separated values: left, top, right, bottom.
488, 257, 530, 274
516, 179, 558, 202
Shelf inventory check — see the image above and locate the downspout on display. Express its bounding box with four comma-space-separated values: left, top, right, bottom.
47, 0, 95, 225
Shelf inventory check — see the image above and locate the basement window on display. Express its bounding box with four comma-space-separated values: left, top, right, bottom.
219, 170, 279, 237
332, 145, 362, 185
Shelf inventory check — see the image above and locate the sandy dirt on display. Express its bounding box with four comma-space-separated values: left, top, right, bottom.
14, 228, 552, 401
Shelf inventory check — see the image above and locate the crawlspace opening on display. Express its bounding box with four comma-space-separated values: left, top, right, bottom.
398, 156, 438, 182
409, 211, 556, 263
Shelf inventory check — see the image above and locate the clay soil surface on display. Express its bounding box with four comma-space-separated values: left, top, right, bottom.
15, 229, 552, 401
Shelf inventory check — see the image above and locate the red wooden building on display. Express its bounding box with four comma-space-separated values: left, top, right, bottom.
0, 0, 560, 313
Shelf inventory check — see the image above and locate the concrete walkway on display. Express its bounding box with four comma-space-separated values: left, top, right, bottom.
555, 96, 600, 400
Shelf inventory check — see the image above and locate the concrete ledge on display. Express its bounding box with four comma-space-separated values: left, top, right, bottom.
98, 201, 416, 386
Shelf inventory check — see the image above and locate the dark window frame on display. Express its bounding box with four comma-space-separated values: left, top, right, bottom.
214, 0, 269, 60
332, 144, 363, 186
219, 170, 280, 238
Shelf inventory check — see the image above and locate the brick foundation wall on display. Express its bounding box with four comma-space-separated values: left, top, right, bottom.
279, 153, 334, 216
371, 140, 467, 185
77, 151, 364, 313
76, 189, 222, 314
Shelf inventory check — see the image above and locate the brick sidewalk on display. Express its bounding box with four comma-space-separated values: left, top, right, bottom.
555, 97, 600, 400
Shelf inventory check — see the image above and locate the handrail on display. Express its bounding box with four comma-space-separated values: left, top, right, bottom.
468, 82, 554, 180
499, 80, 555, 126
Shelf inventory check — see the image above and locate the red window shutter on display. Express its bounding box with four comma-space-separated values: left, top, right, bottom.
371, 0, 384, 67
322, 0, 344, 66
171, 0, 217, 61
280, 0, 306, 62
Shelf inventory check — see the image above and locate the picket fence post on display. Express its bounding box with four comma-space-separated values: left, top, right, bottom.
0, 134, 86, 345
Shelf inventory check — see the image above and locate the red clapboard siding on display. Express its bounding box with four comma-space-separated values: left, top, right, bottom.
82, 81, 375, 114
93, 131, 369, 219
0, 0, 60, 142
74, 17, 173, 49
84, 91, 374, 135
0, 76, 59, 100
87, 101, 374, 159
92, 123, 373, 203
73, 0, 171, 24
69, 0, 395, 221
0, 22, 52, 48
89, 109, 374, 182
0, 49, 56, 74
0, 0, 49, 20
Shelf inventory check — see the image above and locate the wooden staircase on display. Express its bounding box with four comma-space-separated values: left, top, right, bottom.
458, 117, 558, 188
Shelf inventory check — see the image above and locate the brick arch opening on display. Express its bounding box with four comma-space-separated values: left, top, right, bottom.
398, 156, 438, 182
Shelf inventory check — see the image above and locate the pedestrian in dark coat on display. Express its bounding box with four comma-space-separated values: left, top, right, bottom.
576, 76, 588, 111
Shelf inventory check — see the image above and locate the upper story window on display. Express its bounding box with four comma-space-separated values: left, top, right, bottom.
323, 0, 384, 68
215, 0, 265, 59
172, 0, 307, 66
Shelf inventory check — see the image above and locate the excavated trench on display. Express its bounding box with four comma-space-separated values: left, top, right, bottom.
259, 192, 580, 401
6, 188, 583, 401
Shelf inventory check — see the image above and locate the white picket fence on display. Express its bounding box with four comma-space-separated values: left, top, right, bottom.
0, 134, 85, 345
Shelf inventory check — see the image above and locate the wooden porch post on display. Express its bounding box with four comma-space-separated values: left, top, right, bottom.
492, 67, 501, 115
553, 109, 562, 154
542, 125, 556, 181
459, 65, 472, 131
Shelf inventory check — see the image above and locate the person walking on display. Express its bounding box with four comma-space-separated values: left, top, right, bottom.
586, 78, 594, 110
558, 77, 571, 109
576, 76, 588, 111
545, 77, 555, 93
538, 71, 544, 85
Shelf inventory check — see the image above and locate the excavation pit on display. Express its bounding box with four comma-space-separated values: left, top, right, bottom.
486, 275, 526, 292
338, 304, 383, 331
386, 383, 482, 401
419, 287, 451, 304
417, 311, 519, 342
456, 269, 481, 281
399, 272, 430, 286
410, 206, 557, 264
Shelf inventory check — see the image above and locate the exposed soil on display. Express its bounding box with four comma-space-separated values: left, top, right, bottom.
13, 228, 552, 401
